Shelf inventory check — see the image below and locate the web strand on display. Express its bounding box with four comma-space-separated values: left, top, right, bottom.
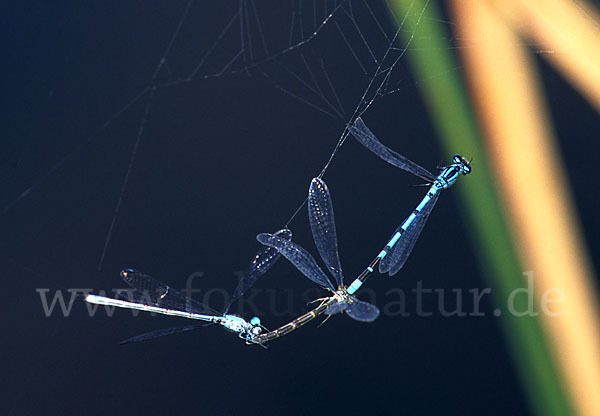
97, 0, 195, 271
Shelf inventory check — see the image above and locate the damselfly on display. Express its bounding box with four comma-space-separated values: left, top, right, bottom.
85, 228, 292, 345
344, 117, 471, 294
251, 177, 379, 344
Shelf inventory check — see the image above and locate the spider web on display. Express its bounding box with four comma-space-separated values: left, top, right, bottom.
2, 0, 441, 274
3, 0, 556, 276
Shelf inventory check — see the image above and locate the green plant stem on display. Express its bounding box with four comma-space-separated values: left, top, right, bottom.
388, 0, 573, 415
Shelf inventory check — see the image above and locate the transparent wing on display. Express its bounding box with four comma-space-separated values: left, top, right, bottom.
308, 178, 344, 287
380, 193, 440, 276
324, 301, 347, 316
256, 233, 336, 291
225, 228, 292, 313
118, 269, 219, 315
345, 299, 380, 322
119, 324, 211, 345
350, 117, 435, 182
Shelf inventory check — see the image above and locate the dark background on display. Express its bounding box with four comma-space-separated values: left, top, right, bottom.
2, 1, 598, 415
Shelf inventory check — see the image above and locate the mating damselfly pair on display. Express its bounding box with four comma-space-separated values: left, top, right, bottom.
86, 117, 471, 346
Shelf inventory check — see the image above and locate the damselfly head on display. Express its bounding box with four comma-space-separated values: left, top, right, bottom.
249, 316, 263, 335
453, 154, 472, 175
